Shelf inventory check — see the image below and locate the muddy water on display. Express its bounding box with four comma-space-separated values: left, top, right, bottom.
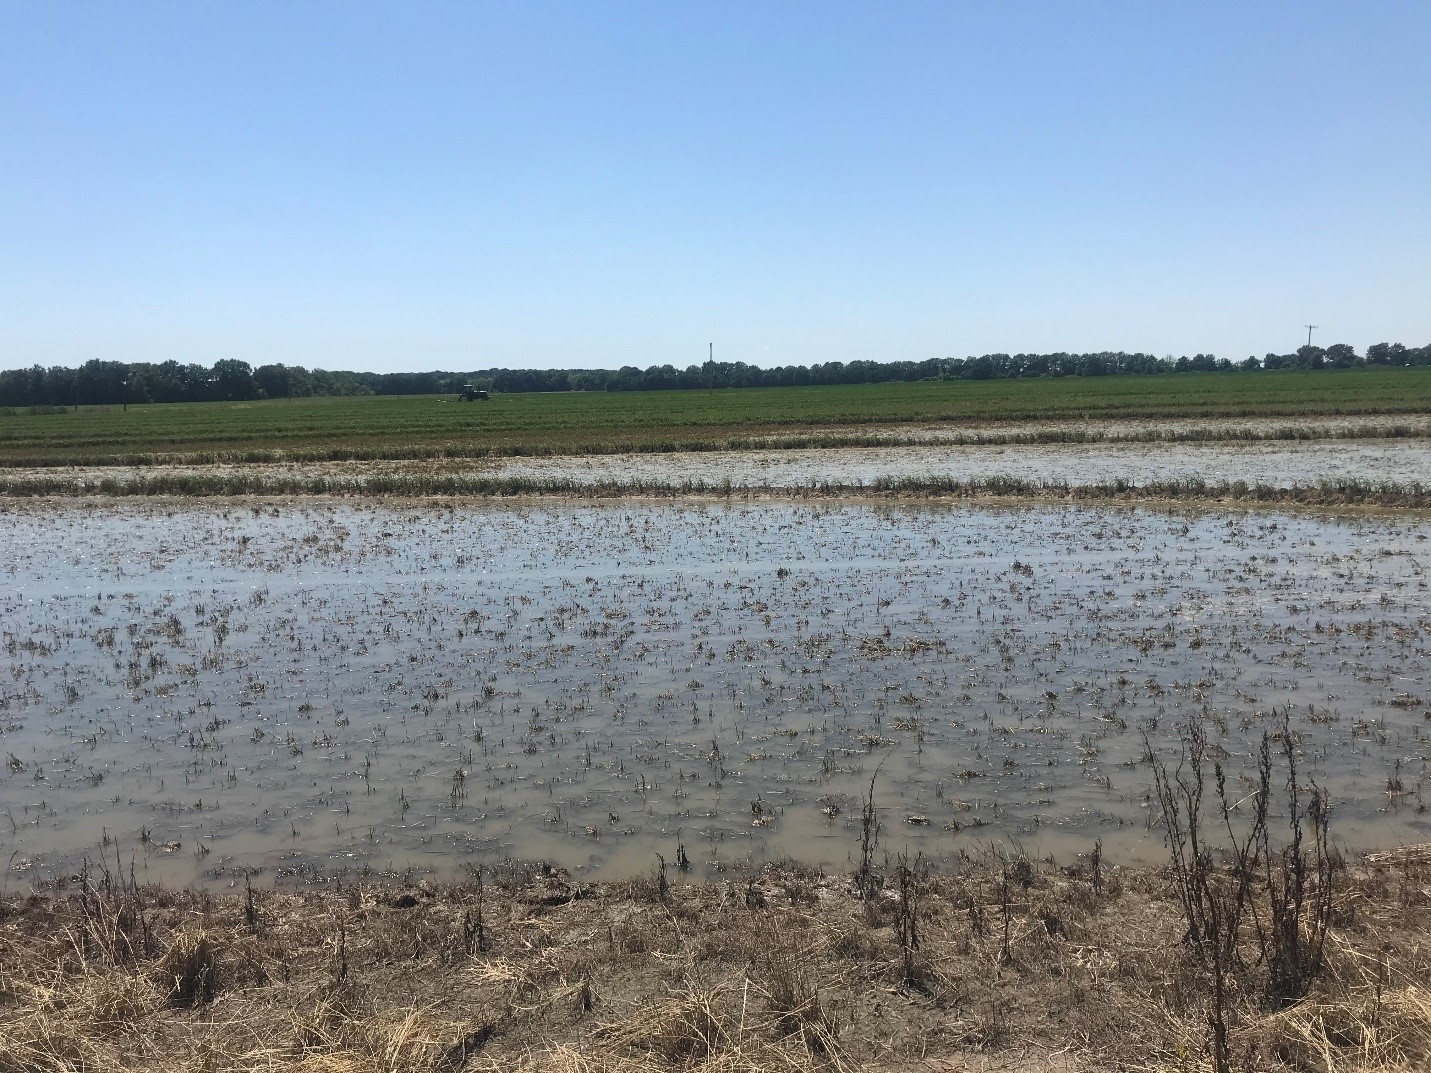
1, 502, 1428, 889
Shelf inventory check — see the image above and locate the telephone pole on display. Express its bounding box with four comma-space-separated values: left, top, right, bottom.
1305, 324, 1317, 348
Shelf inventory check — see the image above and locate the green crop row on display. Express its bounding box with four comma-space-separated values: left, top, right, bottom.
0, 368, 1428, 466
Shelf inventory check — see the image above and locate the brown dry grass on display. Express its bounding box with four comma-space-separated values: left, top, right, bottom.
1, 849, 1428, 1072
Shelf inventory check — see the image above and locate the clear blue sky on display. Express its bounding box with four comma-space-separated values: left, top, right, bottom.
2, 1, 1428, 372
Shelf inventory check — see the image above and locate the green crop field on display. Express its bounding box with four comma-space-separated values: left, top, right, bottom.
1, 368, 1429, 466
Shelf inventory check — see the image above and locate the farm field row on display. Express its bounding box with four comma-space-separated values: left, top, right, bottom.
2, 368, 1429, 466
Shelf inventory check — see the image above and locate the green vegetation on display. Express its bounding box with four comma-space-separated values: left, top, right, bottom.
2, 368, 1429, 467
5, 341, 1429, 408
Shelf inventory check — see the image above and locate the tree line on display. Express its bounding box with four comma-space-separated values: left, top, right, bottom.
2, 342, 1428, 408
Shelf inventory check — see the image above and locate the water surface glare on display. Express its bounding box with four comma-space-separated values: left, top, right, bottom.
1, 502, 1428, 888
478, 438, 1431, 488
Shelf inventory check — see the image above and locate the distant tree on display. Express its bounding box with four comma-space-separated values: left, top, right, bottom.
641, 364, 680, 390
212, 359, 257, 400
1015, 353, 1045, 377
0, 364, 47, 406
1325, 343, 1359, 368
306, 368, 373, 396
74, 359, 129, 404
965, 355, 996, 380
5, 342, 1428, 409
1365, 342, 1405, 365
567, 370, 609, 391
254, 363, 314, 398
606, 366, 643, 391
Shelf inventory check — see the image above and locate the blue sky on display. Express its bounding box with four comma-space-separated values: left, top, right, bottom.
2, 1, 1428, 372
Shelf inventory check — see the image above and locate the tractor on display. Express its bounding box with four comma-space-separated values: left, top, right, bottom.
457, 385, 490, 402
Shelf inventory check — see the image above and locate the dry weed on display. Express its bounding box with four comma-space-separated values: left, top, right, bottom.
0, 856, 1427, 1072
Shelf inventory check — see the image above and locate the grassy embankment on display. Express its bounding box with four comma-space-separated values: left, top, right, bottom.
2, 849, 1427, 1073
1, 368, 1429, 469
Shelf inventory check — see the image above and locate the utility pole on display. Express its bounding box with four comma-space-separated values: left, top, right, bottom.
707, 343, 714, 392
1305, 324, 1318, 348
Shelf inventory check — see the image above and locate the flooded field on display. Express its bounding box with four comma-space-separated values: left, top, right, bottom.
2, 501, 1428, 889
789, 413, 1431, 444
6, 434, 1429, 496
477, 437, 1431, 489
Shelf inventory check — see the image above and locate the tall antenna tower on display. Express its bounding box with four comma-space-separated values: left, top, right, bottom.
1305, 324, 1318, 347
